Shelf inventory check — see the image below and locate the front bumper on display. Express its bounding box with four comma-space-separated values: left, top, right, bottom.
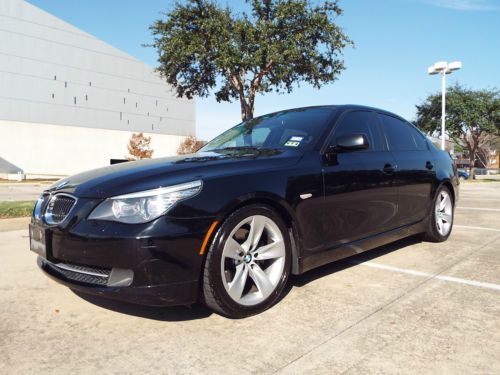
31, 196, 215, 306
38, 257, 199, 306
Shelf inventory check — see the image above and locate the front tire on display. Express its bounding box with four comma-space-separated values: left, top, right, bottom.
423, 185, 454, 242
202, 205, 291, 318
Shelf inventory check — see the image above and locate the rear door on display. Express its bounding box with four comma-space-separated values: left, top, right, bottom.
321, 110, 399, 250
377, 113, 435, 226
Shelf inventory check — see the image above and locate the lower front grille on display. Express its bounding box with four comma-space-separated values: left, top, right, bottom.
43, 260, 111, 286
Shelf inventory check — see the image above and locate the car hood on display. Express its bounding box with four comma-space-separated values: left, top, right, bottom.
46, 149, 304, 198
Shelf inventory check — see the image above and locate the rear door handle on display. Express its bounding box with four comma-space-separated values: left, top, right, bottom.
383, 163, 395, 174
426, 161, 434, 170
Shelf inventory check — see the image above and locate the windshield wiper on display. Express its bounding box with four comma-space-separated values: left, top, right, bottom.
212, 146, 261, 152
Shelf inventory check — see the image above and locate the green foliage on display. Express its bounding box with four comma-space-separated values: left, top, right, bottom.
149, 0, 352, 120
415, 84, 500, 172
415, 84, 500, 139
0, 201, 35, 218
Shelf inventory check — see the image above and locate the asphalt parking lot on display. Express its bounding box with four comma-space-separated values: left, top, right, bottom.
1, 182, 499, 374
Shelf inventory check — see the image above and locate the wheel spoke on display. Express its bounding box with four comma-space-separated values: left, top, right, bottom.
225, 238, 243, 260
248, 263, 274, 297
441, 213, 452, 223
227, 263, 248, 301
439, 218, 446, 233
439, 194, 448, 211
254, 240, 284, 260
243, 216, 266, 251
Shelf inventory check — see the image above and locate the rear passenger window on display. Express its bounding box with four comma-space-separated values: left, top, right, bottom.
407, 124, 428, 151
378, 114, 417, 151
331, 111, 382, 151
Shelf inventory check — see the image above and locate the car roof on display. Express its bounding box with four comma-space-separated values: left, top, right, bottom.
262, 105, 408, 122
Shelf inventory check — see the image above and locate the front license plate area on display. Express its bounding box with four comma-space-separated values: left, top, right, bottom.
29, 224, 48, 258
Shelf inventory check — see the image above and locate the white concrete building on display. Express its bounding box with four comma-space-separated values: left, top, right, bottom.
0, 0, 195, 179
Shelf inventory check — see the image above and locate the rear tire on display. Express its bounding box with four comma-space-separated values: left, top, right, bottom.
202, 205, 291, 318
422, 185, 454, 242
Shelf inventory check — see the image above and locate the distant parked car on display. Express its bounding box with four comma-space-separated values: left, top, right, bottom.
30, 105, 458, 318
458, 170, 469, 180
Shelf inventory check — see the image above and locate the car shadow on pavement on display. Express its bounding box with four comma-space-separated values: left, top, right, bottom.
291, 235, 421, 288
71, 235, 421, 321
71, 290, 213, 321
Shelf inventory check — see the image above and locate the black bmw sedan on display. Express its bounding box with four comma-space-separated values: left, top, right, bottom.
30, 105, 458, 318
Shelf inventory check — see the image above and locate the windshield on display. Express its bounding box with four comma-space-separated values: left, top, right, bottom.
200, 107, 335, 152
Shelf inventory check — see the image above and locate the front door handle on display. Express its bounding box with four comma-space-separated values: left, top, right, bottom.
383, 163, 395, 174
426, 161, 434, 170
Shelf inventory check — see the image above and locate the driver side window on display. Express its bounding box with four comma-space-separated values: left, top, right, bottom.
330, 111, 381, 151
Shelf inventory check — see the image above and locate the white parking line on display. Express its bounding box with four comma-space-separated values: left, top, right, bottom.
457, 207, 500, 212
455, 225, 500, 232
358, 262, 500, 291
458, 197, 500, 201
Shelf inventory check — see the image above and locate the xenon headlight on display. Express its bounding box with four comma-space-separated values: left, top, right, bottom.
88, 180, 202, 224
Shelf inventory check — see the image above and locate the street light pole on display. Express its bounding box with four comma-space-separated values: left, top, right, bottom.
441, 69, 446, 151
427, 61, 462, 151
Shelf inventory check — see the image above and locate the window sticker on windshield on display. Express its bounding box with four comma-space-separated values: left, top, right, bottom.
284, 136, 303, 147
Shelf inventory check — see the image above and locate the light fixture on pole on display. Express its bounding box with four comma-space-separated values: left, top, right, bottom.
427, 61, 462, 150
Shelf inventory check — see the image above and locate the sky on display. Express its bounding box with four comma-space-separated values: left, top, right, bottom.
27, 0, 500, 141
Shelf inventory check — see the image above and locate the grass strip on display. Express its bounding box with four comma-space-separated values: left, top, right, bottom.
0, 201, 35, 219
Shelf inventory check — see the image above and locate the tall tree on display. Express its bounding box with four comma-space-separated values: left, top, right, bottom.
415, 84, 500, 176
149, 0, 352, 121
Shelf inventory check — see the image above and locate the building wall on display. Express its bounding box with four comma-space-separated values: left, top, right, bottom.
0, 120, 185, 176
0, 0, 195, 177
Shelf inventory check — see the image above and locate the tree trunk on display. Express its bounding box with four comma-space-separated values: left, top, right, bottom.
239, 96, 254, 121
462, 137, 476, 180
468, 159, 474, 180
469, 146, 477, 180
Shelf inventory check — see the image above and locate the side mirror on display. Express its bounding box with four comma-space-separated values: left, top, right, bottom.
335, 133, 369, 152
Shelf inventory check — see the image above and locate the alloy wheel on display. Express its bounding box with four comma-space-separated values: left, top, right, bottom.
435, 190, 453, 236
220, 215, 286, 306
